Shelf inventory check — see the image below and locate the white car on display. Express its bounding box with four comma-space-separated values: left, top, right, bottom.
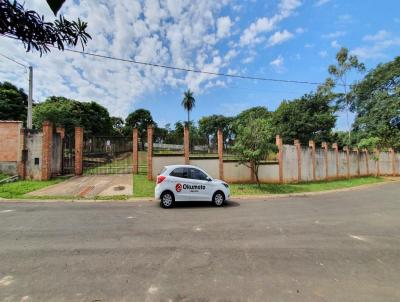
155, 165, 230, 208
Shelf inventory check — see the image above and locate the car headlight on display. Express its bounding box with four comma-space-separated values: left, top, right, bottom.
222, 183, 229, 188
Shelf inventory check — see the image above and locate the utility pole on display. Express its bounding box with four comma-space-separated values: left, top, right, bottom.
27, 66, 33, 129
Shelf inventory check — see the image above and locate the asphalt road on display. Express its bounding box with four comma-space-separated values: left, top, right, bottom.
1, 182, 400, 302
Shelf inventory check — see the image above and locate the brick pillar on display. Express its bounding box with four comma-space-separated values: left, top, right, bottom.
389, 148, 396, 176
375, 148, 380, 177
18, 128, 26, 179
309, 140, 316, 181
217, 129, 224, 180
343, 146, 350, 178
322, 142, 329, 180
41, 121, 53, 180
294, 139, 301, 182
332, 143, 339, 178
74, 126, 83, 176
276, 135, 283, 183
363, 149, 369, 176
353, 147, 360, 176
132, 128, 138, 174
184, 125, 190, 164
147, 124, 154, 180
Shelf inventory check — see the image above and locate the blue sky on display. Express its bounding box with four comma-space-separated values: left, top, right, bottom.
0, 0, 399, 130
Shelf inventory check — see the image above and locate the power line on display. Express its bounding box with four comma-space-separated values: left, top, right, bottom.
0, 52, 27, 68
60, 47, 331, 87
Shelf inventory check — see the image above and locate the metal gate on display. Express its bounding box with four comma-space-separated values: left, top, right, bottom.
83, 136, 133, 174
62, 133, 75, 175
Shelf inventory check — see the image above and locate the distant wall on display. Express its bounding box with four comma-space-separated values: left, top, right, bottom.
25, 132, 43, 180
189, 158, 219, 179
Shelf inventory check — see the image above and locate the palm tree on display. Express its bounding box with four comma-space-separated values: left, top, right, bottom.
181, 89, 196, 127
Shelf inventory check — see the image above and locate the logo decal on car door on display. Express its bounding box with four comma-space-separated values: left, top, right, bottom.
175, 183, 182, 192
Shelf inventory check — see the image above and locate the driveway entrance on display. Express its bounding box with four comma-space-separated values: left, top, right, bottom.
28, 174, 133, 198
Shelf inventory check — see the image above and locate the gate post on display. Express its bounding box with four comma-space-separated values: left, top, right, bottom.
309, 140, 316, 181
75, 126, 83, 176
217, 129, 224, 180
276, 135, 283, 183
184, 125, 190, 164
322, 142, 329, 180
332, 143, 339, 178
41, 121, 53, 180
294, 139, 301, 182
147, 124, 154, 180
132, 128, 138, 174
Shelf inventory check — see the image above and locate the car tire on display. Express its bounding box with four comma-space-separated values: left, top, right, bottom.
212, 191, 225, 207
160, 191, 175, 208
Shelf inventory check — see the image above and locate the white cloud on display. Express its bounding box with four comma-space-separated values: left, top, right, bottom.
0, 0, 241, 117
216, 16, 233, 38
239, 0, 301, 46
315, 0, 331, 6
267, 30, 294, 47
363, 30, 389, 41
331, 40, 341, 48
318, 50, 328, 58
270, 55, 285, 73
295, 27, 306, 34
352, 30, 400, 60
322, 31, 346, 39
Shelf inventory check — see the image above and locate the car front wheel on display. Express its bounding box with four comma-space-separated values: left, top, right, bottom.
212, 191, 225, 207
160, 191, 174, 208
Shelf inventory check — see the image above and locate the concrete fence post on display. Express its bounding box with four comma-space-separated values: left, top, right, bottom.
184, 126, 190, 164
276, 135, 283, 183
74, 126, 83, 176
353, 147, 360, 176
322, 142, 329, 180
18, 127, 26, 179
343, 146, 350, 178
294, 139, 301, 182
41, 121, 53, 180
332, 143, 339, 178
132, 128, 138, 174
363, 149, 370, 176
147, 125, 154, 180
389, 148, 396, 176
309, 140, 316, 181
217, 129, 224, 180
374, 148, 380, 177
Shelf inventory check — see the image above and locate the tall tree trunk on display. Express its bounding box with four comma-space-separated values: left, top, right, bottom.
187, 110, 190, 127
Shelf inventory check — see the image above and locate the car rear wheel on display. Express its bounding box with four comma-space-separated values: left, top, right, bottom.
160, 191, 174, 208
213, 191, 225, 207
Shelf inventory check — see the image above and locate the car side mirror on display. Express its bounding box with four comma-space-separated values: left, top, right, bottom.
207, 177, 212, 182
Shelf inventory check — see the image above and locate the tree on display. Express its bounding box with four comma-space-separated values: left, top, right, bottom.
33, 96, 113, 135
234, 106, 271, 128
181, 90, 195, 126
350, 56, 400, 149
327, 47, 365, 143
0, 81, 28, 123
0, 0, 91, 55
199, 114, 234, 150
125, 109, 155, 149
110, 116, 124, 136
272, 92, 337, 145
232, 113, 277, 186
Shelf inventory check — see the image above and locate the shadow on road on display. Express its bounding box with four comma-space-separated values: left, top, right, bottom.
171, 200, 240, 209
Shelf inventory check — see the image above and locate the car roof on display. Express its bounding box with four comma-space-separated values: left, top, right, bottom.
165, 164, 202, 170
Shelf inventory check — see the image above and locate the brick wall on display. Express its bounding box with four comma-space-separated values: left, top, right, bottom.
0, 121, 23, 175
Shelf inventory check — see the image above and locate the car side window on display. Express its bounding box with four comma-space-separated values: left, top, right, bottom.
189, 168, 208, 181
170, 167, 188, 178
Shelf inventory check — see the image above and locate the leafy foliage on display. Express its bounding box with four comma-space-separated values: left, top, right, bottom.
0, 81, 28, 123
125, 109, 155, 148
232, 113, 277, 186
198, 114, 234, 149
351, 56, 400, 149
0, 0, 91, 54
33, 96, 112, 135
272, 92, 337, 145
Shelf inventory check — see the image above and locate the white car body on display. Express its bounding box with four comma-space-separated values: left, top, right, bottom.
155, 165, 230, 205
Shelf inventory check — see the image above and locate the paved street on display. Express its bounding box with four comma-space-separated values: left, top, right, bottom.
1, 182, 400, 302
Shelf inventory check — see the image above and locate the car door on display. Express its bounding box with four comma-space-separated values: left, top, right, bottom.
168, 167, 188, 201
186, 167, 213, 201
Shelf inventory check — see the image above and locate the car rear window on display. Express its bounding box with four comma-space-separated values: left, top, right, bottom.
170, 167, 188, 178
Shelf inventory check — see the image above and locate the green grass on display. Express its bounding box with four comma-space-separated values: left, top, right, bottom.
0, 177, 66, 199
130, 176, 385, 198
230, 177, 384, 195
0, 173, 10, 181
133, 174, 155, 197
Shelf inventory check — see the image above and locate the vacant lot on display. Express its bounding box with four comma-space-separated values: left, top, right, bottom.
0, 181, 399, 301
